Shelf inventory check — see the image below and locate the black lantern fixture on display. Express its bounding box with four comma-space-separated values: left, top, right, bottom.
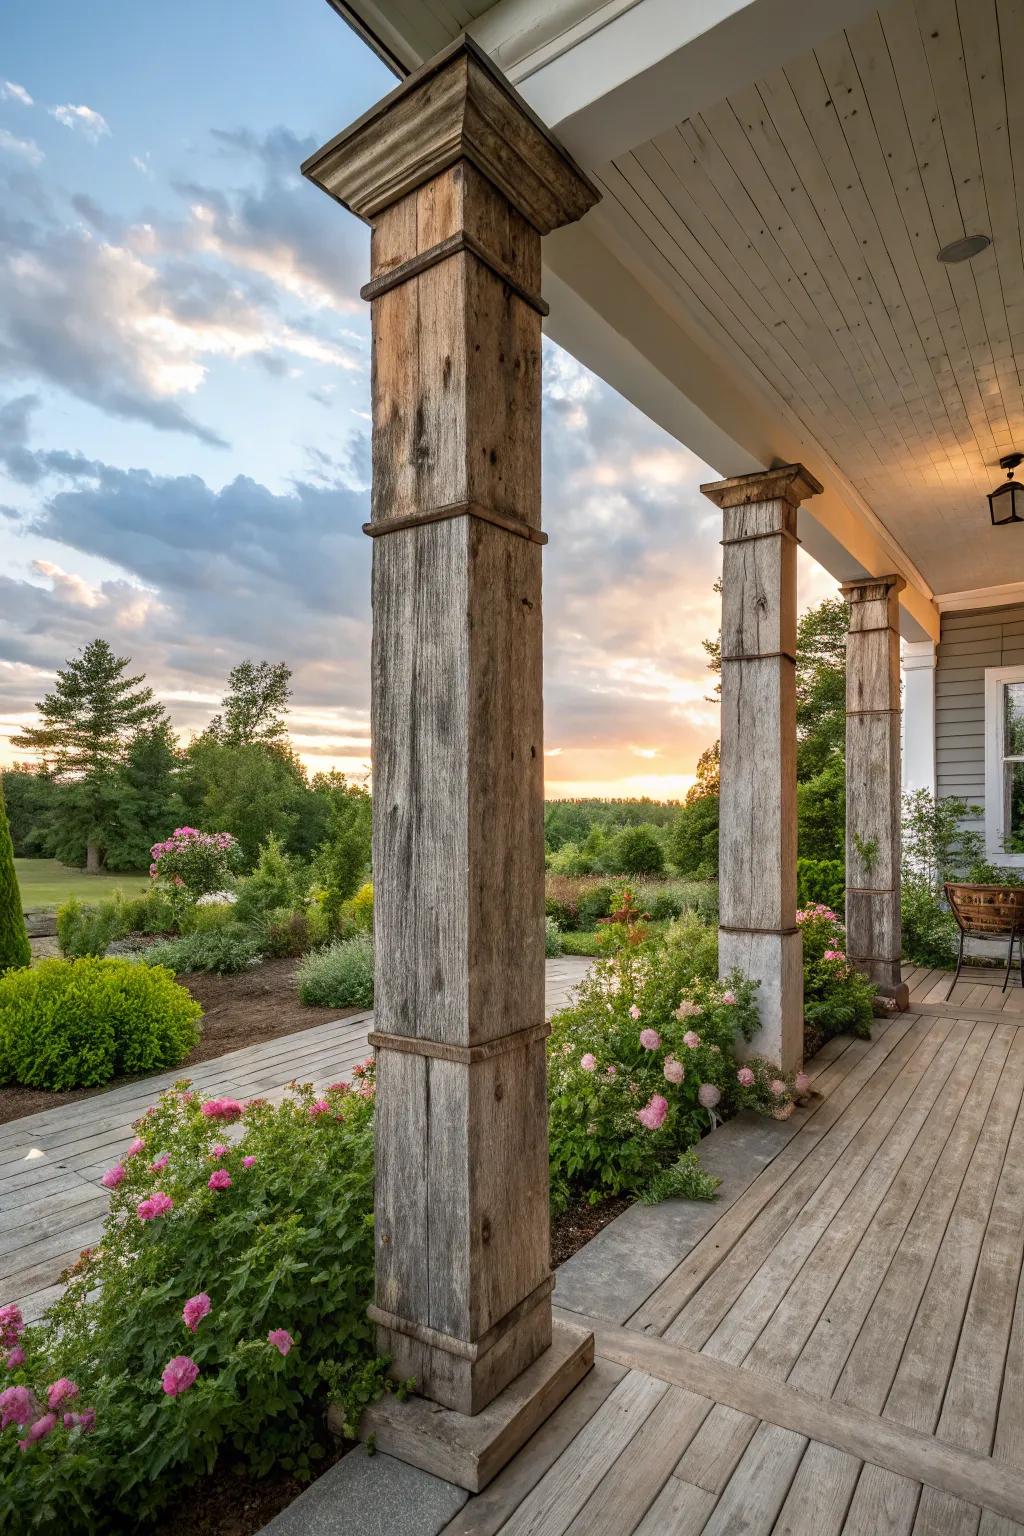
990, 453, 1024, 527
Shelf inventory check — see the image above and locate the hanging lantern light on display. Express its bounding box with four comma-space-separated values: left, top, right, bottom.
989, 453, 1024, 526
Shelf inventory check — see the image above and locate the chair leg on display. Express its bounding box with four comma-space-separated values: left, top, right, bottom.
1019, 934, 1023, 990
1003, 927, 1016, 993
945, 931, 965, 1002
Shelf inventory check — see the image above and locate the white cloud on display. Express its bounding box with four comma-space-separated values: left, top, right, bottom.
0, 128, 43, 166
50, 103, 110, 141
1, 81, 33, 107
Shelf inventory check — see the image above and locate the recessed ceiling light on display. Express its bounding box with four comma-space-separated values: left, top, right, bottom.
937, 234, 991, 263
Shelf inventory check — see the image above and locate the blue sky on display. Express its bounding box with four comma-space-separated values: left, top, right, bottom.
0, 0, 834, 797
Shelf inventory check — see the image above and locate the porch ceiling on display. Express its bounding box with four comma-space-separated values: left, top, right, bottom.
598, 0, 1024, 601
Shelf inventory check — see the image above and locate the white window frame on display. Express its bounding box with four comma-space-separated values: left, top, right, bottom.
984, 665, 1024, 866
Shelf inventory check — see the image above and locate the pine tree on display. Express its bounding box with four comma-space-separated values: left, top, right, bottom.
12, 639, 167, 873
0, 780, 31, 975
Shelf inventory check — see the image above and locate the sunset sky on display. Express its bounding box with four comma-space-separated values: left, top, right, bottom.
0, 0, 836, 800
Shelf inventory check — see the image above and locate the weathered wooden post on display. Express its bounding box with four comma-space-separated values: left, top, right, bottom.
701, 465, 822, 1075
302, 38, 598, 1488
842, 574, 909, 1007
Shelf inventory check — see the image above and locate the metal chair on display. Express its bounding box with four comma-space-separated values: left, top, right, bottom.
943, 883, 1024, 1000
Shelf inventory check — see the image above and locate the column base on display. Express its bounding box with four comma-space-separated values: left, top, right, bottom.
720, 927, 804, 1074
354, 1318, 594, 1493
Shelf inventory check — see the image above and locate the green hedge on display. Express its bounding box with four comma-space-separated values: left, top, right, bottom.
0, 958, 202, 1090
796, 857, 845, 915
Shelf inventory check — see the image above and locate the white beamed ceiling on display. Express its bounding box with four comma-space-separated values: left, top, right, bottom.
598, 0, 1024, 597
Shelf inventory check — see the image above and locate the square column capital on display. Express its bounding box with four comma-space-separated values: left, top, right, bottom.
301, 35, 599, 234
700, 462, 823, 510
840, 573, 906, 604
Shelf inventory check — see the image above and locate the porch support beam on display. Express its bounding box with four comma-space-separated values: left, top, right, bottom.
843, 574, 908, 1003
301, 35, 599, 1468
701, 463, 822, 1074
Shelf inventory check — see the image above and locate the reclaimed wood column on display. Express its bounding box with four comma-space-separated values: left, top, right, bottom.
701, 465, 822, 1075
842, 574, 907, 1002
303, 40, 598, 1421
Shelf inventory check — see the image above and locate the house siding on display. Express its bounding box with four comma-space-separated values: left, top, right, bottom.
935, 604, 1024, 841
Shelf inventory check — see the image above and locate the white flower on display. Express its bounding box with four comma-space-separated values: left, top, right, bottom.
196, 890, 238, 906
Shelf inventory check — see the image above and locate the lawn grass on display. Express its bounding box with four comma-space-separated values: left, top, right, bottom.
16, 858, 151, 912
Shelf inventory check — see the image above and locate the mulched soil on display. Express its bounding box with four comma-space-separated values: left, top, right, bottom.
0, 955, 360, 1126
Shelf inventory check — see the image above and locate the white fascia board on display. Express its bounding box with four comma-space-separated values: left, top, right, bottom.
476, 0, 880, 164
542, 220, 939, 641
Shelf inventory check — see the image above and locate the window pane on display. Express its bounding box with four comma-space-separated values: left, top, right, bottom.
1005, 681, 1024, 757
1004, 760, 1024, 852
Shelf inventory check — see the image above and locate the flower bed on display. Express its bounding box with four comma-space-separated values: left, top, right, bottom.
0, 1076, 384, 1533
798, 902, 876, 1053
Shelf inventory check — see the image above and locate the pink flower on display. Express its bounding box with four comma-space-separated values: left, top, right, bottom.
5, 1347, 25, 1370
663, 1057, 684, 1085
150, 1154, 170, 1172
737, 1066, 755, 1088
629, 1004, 641, 1020
101, 1164, 126, 1189
137, 1191, 173, 1221
605, 1064, 617, 1080
161, 1356, 199, 1396
201, 1098, 243, 1123
242, 1155, 256, 1168
698, 1083, 721, 1109
0, 1305, 24, 1348
639, 1028, 661, 1050
125, 1137, 145, 1159
209, 1144, 229, 1159
683, 1031, 701, 1050
182, 1293, 211, 1333
267, 1329, 294, 1357
309, 1100, 330, 1117
207, 1169, 232, 1191
636, 1094, 669, 1130
327, 1082, 349, 1095
769, 1079, 786, 1098
580, 1053, 597, 1072
46, 1379, 78, 1410
18, 1412, 56, 1450
64, 1410, 95, 1432
0, 1386, 37, 1429
722, 991, 736, 1005
794, 1072, 810, 1095
675, 1000, 700, 1019
823, 949, 846, 962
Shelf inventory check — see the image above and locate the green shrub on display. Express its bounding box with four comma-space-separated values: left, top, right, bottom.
604, 824, 665, 877
144, 927, 263, 976
638, 1149, 720, 1205
259, 905, 329, 959
559, 930, 603, 956
545, 915, 563, 957
297, 933, 374, 1008
798, 902, 875, 1051
797, 759, 845, 861
339, 881, 373, 935
0, 958, 202, 1090
111, 888, 177, 936
56, 896, 122, 959
547, 921, 792, 1211
900, 873, 958, 968
0, 1081, 385, 1532
180, 901, 238, 935
0, 780, 29, 977
797, 857, 845, 915
667, 796, 719, 878
234, 835, 302, 923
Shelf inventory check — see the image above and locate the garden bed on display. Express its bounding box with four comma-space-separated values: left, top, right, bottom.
0, 957, 361, 1126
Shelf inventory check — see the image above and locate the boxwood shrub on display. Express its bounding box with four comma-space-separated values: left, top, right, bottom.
0, 958, 202, 1090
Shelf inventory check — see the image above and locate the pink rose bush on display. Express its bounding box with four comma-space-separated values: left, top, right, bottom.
547, 921, 770, 1209
798, 904, 876, 1050
0, 1076, 385, 1530
149, 827, 242, 910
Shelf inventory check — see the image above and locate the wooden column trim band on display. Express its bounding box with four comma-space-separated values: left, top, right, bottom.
847, 886, 897, 895
845, 623, 900, 632
370, 1273, 555, 1363
719, 924, 800, 937
361, 231, 550, 316
363, 500, 547, 545
721, 651, 797, 664
368, 1018, 550, 1066
846, 707, 901, 716
720, 529, 802, 547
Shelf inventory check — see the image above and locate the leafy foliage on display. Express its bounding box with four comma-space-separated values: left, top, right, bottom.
638, 1149, 720, 1205
296, 934, 374, 1009
0, 781, 30, 977
205, 660, 292, 750
796, 758, 845, 862
0, 959, 202, 1090
56, 896, 122, 959
606, 824, 665, 876
545, 916, 563, 957
234, 835, 302, 923
144, 928, 264, 977
798, 904, 875, 1052
667, 794, 720, 878
0, 1082, 385, 1533
796, 857, 845, 915
900, 873, 958, 969
311, 777, 372, 915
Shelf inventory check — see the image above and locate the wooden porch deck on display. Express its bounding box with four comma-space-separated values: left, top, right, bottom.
0, 958, 592, 1325
426, 998, 1024, 1536
902, 961, 1024, 1018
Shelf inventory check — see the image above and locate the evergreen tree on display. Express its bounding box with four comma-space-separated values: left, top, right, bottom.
207, 661, 292, 749
0, 780, 31, 975
12, 639, 166, 872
